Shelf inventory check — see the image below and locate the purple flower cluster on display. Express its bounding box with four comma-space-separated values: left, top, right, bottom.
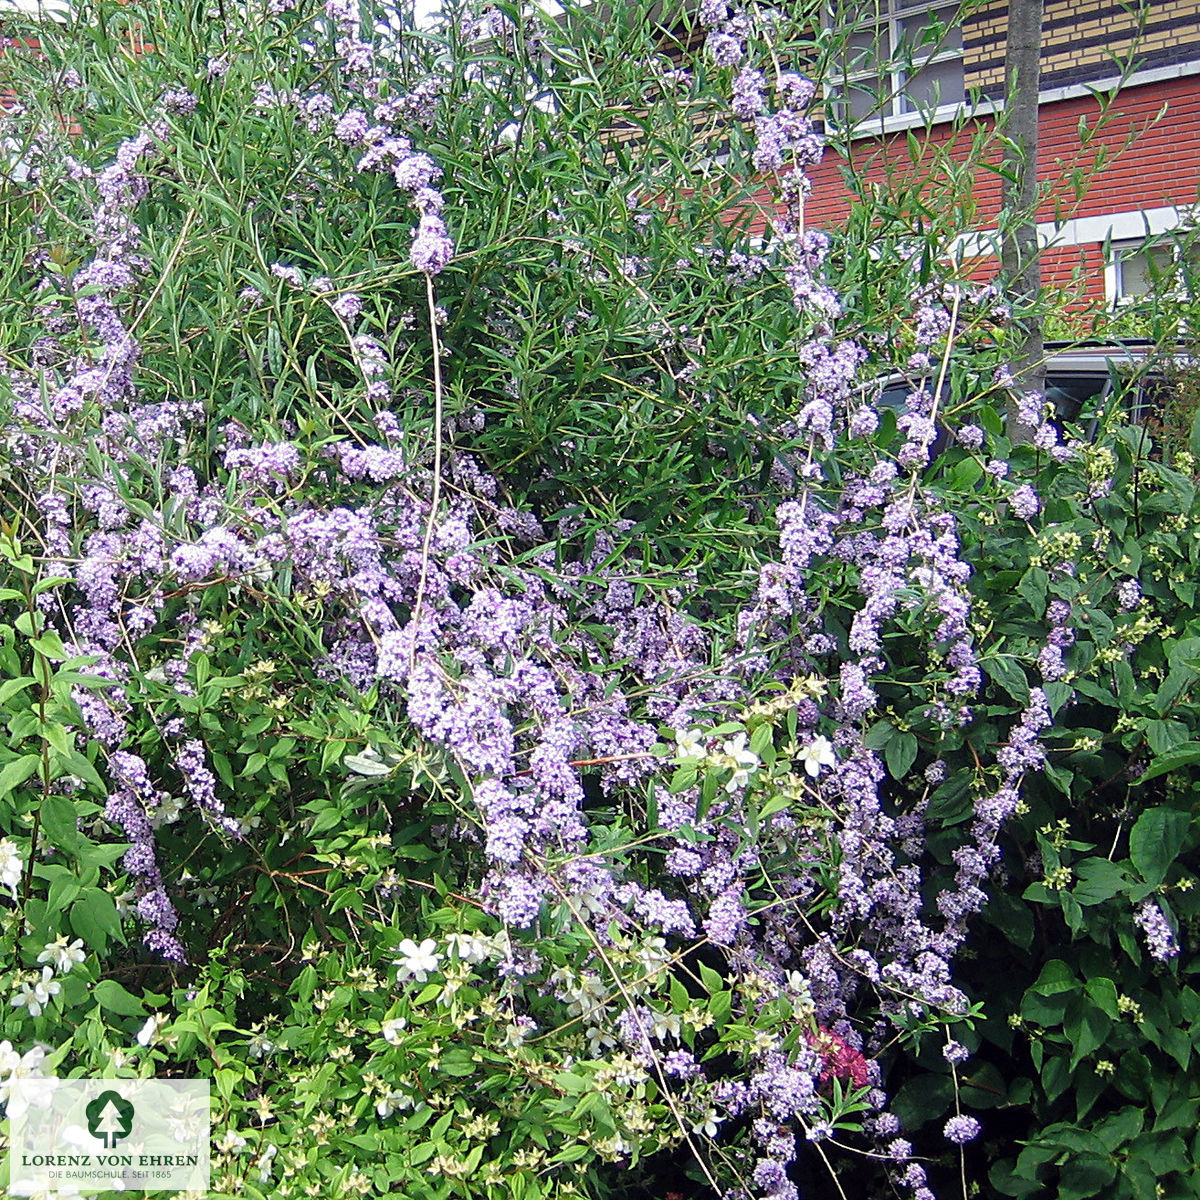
943, 1114, 982, 1144
1134, 899, 1180, 961
106, 752, 185, 961
1038, 599, 1074, 682
224, 441, 302, 492
1116, 579, 1142, 611
1010, 483, 1040, 521
324, 0, 374, 77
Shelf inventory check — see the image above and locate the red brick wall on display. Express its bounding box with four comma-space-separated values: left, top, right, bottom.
743, 73, 1200, 310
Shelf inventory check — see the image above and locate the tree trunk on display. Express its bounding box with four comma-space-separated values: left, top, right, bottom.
1000, 0, 1045, 443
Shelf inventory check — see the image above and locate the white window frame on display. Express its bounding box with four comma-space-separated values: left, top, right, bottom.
1108, 234, 1200, 306
0, 0, 69, 18
824, 0, 965, 132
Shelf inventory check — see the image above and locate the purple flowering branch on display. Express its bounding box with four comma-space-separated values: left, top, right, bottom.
537, 865, 730, 1197
408, 275, 446, 670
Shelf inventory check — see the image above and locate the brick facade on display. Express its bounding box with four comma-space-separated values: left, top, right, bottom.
791, 2, 1200, 311
964, 0, 1200, 97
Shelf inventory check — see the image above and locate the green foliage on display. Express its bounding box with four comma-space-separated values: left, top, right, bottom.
885, 429, 1200, 1200
2, 0, 1200, 1198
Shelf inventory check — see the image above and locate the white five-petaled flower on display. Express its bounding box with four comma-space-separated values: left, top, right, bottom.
0, 1041, 46, 1103
691, 1107, 722, 1138
10, 967, 61, 1018
380, 1017, 407, 1044
0, 1039, 20, 1076
376, 1088, 413, 1119
136, 1013, 169, 1047
800, 734, 837, 778
444, 932, 490, 964
0, 837, 23, 897
675, 728, 707, 760
392, 938, 442, 983
650, 1010, 682, 1041
37, 936, 86, 974
215, 1129, 248, 1154
247, 1031, 275, 1059
254, 1143, 277, 1183
720, 732, 760, 793
785, 970, 812, 999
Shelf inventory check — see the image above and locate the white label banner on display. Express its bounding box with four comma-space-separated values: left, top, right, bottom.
9, 1078, 210, 1194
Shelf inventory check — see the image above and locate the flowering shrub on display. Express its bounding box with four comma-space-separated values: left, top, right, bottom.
910, 430, 1200, 1200
0, 1, 1197, 1199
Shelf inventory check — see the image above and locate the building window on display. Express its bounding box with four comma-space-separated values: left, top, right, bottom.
1110, 236, 1200, 303
826, 1, 965, 127
0, 0, 70, 18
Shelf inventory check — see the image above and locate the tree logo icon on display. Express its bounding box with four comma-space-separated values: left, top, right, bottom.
85, 1090, 135, 1149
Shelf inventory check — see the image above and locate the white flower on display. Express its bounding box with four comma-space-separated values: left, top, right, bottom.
9, 986, 39, 1018
0, 1041, 46, 1105
149, 794, 185, 825
444, 933, 489, 964
610, 1055, 647, 1087
380, 1017, 407, 1044
674, 728, 706, 759
785, 970, 812, 999
0, 837, 23, 897
691, 1107, 722, 1137
636, 936, 670, 968
0, 1038, 21, 1075
501, 1019, 534, 1048
254, 1143, 277, 1183
392, 938, 442, 983
720, 732, 760, 793
564, 973, 607, 1021
375, 1088, 412, 1118
247, 1031, 275, 1059
10, 968, 60, 1018
37, 936, 86, 974
800, 734, 837, 778
216, 1129, 248, 1154
650, 1010, 682, 1041
572, 887, 608, 922
136, 1013, 168, 1047
585, 1025, 617, 1055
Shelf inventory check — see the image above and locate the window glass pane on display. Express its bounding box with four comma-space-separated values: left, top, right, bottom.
897, 9, 963, 56
847, 25, 884, 54
842, 18, 889, 75
1045, 375, 1107, 423
1117, 249, 1149, 296
1119, 245, 1174, 297
831, 1, 965, 123
876, 383, 911, 414
830, 77, 888, 123
898, 57, 964, 111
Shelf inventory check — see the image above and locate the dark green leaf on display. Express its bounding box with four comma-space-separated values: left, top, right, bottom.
70, 888, 125, 953
0, 753, 41, 796
93, 979, 146, 1017
1138, 744, 1200, 784
39, 795, 80, 855
1073, 857, 1130, 905
1129, 807, 1190, 883
885, 730, 918, 783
